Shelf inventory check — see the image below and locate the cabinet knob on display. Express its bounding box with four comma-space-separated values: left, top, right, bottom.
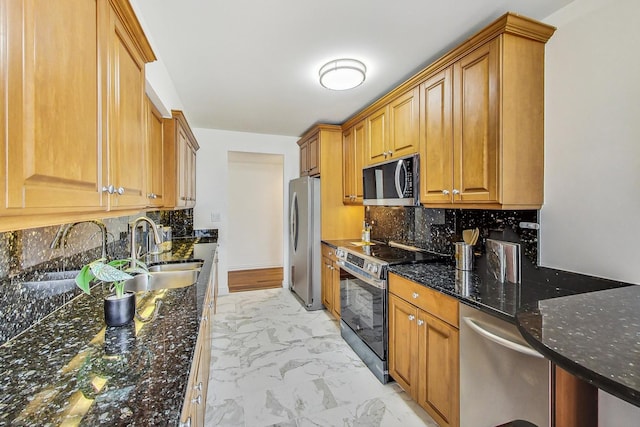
194, 382, 203, 392
417, 319, 424, 326
452, 189, 460, 195
408, 314, 415, 321
102, 185, 115, 194
412, 292, 419, 299
442, 190, 450, 195
116, 187, 125, 195
191, 395, 201, 405
387, 150, 393, 156
179, 417, 192, 427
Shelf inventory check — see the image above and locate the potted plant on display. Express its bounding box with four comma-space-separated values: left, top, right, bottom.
75, 258, 148, 327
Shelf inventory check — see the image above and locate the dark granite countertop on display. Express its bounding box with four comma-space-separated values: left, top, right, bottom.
390, 259, 640, 408
0, 241, 217, 426
390, 262, 572, 323
517, 285, 640, 408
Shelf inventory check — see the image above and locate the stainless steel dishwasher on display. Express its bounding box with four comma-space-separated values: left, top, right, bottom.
459, 303, 550, 427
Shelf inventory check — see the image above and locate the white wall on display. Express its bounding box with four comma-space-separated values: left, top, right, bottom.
129, 0, 185, 116
193, 128, 299, 294
227, 152, 284, 270
540, 0, 640, 284
542, 0, 640, 419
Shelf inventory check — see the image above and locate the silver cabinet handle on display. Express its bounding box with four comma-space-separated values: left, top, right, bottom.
102, 185, 115, 194
408, 314, 415, 321
417, 319, 424, 326
194, 382, 203, 392
412, 292, 419, 299
116, 187, 125, 195
388, 149, 393, 156
191, 395, 201, 405
442, 189, 450, 195
179, 417, 191, 427
452, 189, 460, 195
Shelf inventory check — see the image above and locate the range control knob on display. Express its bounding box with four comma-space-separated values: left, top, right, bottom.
371, 265, 379, 274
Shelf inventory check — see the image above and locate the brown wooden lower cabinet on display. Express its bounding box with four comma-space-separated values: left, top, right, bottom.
321, 244, 340, 319
388, 274, 459, 427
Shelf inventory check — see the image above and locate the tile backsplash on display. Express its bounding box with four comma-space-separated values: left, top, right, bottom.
0, 209, 201, 346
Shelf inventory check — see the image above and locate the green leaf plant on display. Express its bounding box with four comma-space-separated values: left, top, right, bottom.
75, 258, 149, 298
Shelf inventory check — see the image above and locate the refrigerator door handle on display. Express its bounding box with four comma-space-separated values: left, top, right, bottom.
290, 192, 298, 252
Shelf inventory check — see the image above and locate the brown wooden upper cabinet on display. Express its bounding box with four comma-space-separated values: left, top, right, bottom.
299, 134, 320, 176
418, 17, 554, 209
146, 96, 165, 207
106, 1, 151, 209
0, 0, 155, 231
342, 13, 555, 210
365, 87, 420, 166
163, 110, 199, 209
342, 120, 365, 204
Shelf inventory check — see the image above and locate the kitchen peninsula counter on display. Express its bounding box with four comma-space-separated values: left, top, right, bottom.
0, 240, 217, 426
517, 286, 640, 408
389, 261, 639, 408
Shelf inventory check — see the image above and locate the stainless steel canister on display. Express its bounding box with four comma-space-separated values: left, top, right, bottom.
455, 242, 474, 271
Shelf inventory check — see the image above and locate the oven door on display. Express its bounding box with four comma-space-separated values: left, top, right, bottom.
338, 261, 387, 360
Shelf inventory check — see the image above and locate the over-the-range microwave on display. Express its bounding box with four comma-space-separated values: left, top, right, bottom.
362, 154, 419, 206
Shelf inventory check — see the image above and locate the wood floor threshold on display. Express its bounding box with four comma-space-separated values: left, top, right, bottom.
228, 267, 283, 293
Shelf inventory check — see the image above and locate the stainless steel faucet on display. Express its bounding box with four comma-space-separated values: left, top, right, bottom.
130, 216, 162, 265
50, 220, 108, 259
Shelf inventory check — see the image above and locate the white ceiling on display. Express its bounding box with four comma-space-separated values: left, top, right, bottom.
131, 0, 573, 137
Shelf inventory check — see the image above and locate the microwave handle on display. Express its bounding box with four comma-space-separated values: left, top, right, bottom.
394, 160, 408, 197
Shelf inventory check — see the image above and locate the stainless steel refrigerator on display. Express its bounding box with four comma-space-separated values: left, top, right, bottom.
289, 176, 322, 310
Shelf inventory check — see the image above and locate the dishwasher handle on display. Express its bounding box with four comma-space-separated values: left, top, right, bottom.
463, 316, 543, 359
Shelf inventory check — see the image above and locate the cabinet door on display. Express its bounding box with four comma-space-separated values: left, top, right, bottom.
352, 121, 365, 202
388, 294, 419, 398
107, 7, 147, 208
186, 143, 197, 207
453, 39, 499, 204
389, 87, 420, 158
365, 105, 389, 165
417, 310, 459, 427
2, 0, 105, 214
321, 255, 334, 313
420, 68, 454, 204
176, 125, 191, 207
299, 141, 309, 176
341, 122, 364, 205
307, 136, 320, 176
146, 97, 164, 207
331, 260, 341, 318
342, 127, 355, 203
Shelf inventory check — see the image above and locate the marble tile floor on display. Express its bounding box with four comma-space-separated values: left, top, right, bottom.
205, 288, 439, 427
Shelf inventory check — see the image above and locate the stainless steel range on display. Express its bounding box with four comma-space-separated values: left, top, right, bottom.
336, 242, 449, 383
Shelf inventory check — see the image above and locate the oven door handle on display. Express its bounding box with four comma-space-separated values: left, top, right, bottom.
336, 260, 386, 290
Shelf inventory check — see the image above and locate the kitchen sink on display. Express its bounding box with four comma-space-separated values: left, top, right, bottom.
148, 260, 203, 272
124, 269, 199, 292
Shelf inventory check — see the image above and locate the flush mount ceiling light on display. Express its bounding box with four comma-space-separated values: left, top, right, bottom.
319, 58, 367, 90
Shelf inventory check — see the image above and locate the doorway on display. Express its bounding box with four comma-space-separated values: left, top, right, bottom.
227, 151, 284, 292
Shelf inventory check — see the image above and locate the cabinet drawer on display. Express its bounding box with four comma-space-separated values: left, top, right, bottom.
389, 273, 458, 328
322, 244, 338, 261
